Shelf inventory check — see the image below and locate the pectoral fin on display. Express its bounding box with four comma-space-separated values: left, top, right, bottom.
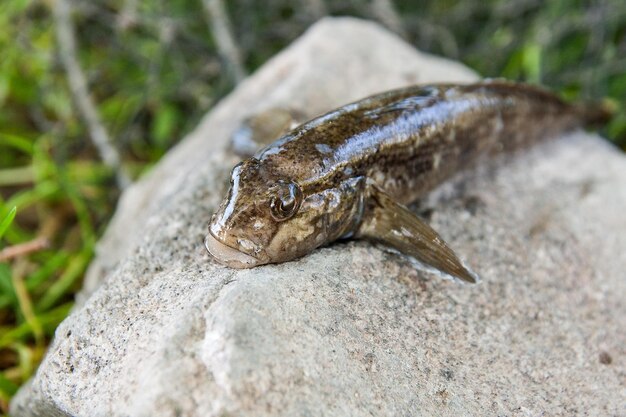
356, 184, 480, 284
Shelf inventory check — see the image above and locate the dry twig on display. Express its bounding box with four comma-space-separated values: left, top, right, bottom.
0, 237, 50, 262
370, 0, 407, 39
202, 0, 247, 84
301, 0, 327, 20
116, 0, 139, 30
53, 0, 131, 189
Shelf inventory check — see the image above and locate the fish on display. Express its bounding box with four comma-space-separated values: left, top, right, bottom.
204, 80, 610, 283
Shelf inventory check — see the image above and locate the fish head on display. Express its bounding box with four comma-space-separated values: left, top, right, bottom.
206, 158, 364, 268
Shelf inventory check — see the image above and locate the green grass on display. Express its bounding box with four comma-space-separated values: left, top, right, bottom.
1, 0, 624, 413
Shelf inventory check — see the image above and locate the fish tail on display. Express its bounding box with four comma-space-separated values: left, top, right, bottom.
577, 99, 616, 128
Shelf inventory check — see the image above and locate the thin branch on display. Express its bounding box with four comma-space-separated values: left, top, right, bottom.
369, 0, 407, 39
201, 0, 246, 84
300, 0, 327, 20
0, 237, 50, 262
116, 0, 139, 31
53, 0, 131, 189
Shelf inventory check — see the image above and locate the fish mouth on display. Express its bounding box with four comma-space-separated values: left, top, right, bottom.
204, 232, 263, 269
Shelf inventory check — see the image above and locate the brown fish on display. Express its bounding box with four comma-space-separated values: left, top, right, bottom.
205, 80, 609, 283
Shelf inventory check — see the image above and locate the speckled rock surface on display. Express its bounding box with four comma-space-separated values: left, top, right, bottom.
11, 17, 625, 417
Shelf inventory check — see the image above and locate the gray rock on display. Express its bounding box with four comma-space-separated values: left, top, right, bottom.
11, 17, 625, 417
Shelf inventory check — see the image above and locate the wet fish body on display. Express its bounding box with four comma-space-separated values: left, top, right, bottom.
205, 80, 607, 283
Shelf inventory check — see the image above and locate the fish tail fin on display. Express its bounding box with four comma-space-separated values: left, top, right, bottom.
577, 99, 616, 128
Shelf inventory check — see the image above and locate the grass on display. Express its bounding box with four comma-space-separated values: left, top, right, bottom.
1, 0, 624, 413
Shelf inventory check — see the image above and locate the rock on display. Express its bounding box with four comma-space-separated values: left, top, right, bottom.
11, 17, 625, 417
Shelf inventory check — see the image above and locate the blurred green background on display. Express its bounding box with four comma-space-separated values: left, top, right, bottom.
0, 0, 624, 411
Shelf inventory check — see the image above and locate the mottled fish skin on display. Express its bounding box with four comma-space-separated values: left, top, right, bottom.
205, 80, 607, 282
255, 81, 588, 203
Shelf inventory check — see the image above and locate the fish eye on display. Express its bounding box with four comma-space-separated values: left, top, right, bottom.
269, 180, 302, 221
